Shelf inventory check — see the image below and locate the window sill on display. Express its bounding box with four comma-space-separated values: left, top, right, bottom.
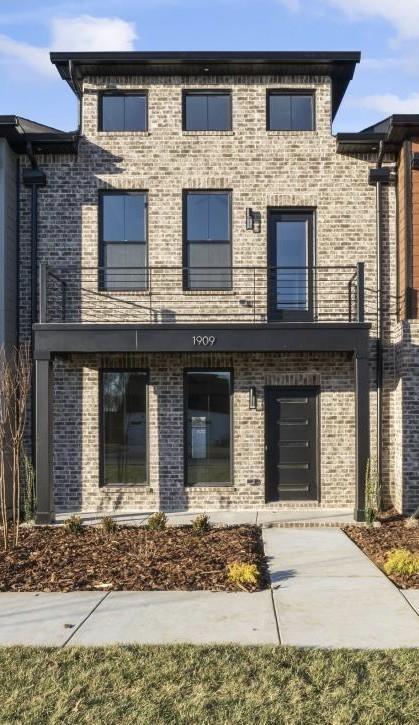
100, 484, 151, 490
182, 130, 234, 136
97, 131, 150, 137
185, 484, 235, 489
266, 130, 318, 136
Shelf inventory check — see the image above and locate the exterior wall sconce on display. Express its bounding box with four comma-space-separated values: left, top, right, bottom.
246, 208, 261, 233
249, 386, 257, 409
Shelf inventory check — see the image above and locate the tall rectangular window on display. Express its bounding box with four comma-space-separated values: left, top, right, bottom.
100, 192, 147, 290
184, 191, 231, 289
184, 92, 231, 131
185, 371, 232, 485
100, 94, 147, 132
267, 92, 314, 131
101, 371, 147, 485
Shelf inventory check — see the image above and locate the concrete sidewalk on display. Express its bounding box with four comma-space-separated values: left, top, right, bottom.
0, 528, 418, 648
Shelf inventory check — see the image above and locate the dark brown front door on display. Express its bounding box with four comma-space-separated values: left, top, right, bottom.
265, 386, 319, 501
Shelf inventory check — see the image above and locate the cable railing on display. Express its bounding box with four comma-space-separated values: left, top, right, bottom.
38, 263, 366, 325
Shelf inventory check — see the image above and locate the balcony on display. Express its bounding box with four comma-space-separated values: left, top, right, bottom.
39, 263, 366, 325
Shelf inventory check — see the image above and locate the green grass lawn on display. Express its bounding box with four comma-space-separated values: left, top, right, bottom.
1, 645, 418, 724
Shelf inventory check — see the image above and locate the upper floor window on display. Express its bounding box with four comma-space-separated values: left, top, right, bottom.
183, 92, 231, 131
184, 191, 231, 289
100, 93, 147, 132
267, 91, 314, 131
100, 192, 147, 290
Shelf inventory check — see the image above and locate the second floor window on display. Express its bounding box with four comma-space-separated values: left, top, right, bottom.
100, 94, 147, 131
100, 192, 147, 290
184, 92, 231, 131
267, 91, 314, 131
184, 191, 231, 289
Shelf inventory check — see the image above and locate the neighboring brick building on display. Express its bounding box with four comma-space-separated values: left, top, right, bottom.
5, 51, 419, 521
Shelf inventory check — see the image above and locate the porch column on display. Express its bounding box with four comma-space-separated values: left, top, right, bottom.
35, 354, 53, 524
354, 351, 369, 521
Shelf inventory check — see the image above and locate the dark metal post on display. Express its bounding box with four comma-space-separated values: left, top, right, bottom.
34, 355, 53, 524
356, 262, 365, 323
354, 351, 369, 521
39, 262, 47, 323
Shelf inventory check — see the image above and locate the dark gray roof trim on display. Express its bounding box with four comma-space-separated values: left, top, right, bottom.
50, 50, 361, 120
337, 114, 419, 154
0, 115, 78, 154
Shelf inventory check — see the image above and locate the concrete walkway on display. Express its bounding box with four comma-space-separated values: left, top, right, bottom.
1, 528, 419, 648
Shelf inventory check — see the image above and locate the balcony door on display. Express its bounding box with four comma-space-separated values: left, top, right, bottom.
268, 210, 314, 321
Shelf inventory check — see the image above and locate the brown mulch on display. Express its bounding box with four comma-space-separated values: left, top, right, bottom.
0, 525, 268, 593
344, 517, 419, 589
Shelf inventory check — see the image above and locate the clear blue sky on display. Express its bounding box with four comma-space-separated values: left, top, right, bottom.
1, 0, 419, 133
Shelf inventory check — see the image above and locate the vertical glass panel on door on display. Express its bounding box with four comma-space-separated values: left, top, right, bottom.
276, 220, 308, 310
185, 371, 231, 485
102, 371, 147, 485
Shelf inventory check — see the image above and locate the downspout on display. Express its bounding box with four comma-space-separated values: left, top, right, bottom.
375, 140, 385, 506
22, 143, 46, 467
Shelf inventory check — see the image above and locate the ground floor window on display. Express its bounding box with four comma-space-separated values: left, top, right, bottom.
100, 370, 147, 485
184, 370, 232, 485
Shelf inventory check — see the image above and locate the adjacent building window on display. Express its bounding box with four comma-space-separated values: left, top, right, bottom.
184, 191, 231, 289
267, 92, 314, 131
100, 94, 147, 132
100, 192, 147, 290
183, 92, 231, 131
185, 371, 232, 485
101, 370, 148, 485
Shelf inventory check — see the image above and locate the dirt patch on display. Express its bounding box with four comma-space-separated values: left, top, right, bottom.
0, 525, 268, 592
344, 518, 419, 589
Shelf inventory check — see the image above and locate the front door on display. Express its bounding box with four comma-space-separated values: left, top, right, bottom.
265, 386, 319, 501
268, 210, 314, 321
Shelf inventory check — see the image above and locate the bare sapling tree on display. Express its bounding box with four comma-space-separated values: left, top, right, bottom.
8, 343, 31, 547
0, 343, 32, 549
0, 346, 11, 549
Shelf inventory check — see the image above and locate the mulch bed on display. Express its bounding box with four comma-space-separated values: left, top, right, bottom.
344, 516, 419, 589
0, 524, 268, 592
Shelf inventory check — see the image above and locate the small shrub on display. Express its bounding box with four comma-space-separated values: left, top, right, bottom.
192, 513, 211, 534
227, 561, 260, 590
22, 449, 36, 522
101, 516, 118, 534
64, 515, 83, 535
147, 512, 167, 531
384, 549, 419, 577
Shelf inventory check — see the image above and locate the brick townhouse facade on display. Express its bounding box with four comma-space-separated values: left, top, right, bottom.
1, 51, 419, 523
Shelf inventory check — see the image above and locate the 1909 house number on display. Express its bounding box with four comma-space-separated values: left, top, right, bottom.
192, 335, 216, 346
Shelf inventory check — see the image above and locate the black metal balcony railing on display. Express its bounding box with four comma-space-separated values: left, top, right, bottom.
38, 263, 365, 325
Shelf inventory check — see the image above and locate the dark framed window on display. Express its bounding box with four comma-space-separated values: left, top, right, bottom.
267, 91, 314, 131
184, 370, 232, 486
99, 191, 147, 290
100, 370, 148, 486
183, 92, 231, 131
184, 191, 231, 289
99, 93, 147, 132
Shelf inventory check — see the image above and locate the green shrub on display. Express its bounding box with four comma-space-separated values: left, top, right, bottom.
192, 513, 211, 534
64, 515, 83, 535
101, 516, 118, 534
147, 512, 167, 531
384, 549, 419, 577
227, 561, 260, 590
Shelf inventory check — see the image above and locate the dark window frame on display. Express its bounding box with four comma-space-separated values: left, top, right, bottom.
182, 189, 233, 291
183, 368, 234, 487
182, 90, 232, 131
99, 367, 150, 488
266, 89, 315, 131
98, 91, 148, 132
267, 207, 316, 322
98, 189, 149, 292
